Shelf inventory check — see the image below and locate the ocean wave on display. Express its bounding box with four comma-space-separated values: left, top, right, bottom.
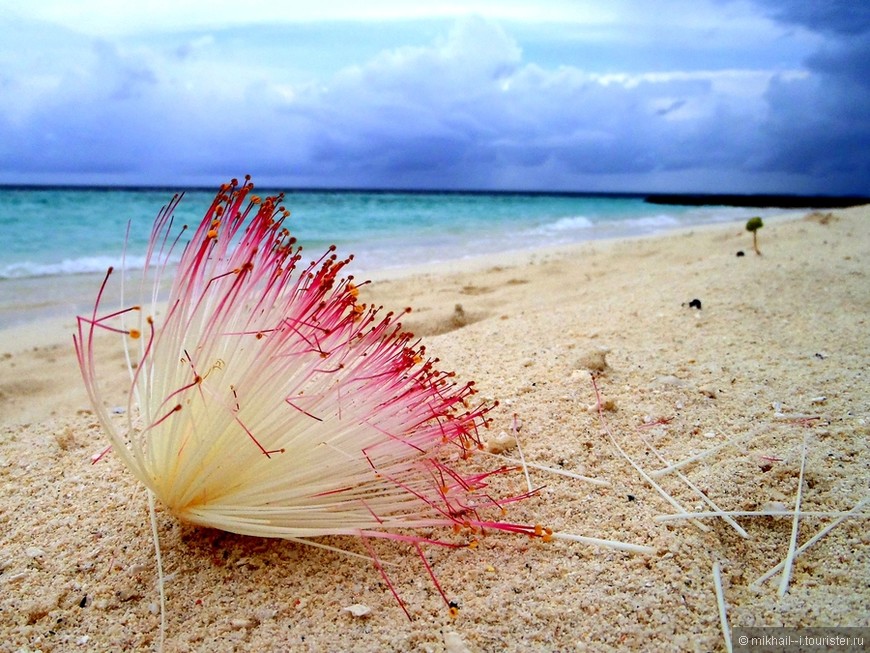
531, 215, 595, 234
0, 255, 152, 280
627, 214, 682, 230
527, 212, 685, 240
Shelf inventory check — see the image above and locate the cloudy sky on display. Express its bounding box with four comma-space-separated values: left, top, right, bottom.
1, 1, 867, 193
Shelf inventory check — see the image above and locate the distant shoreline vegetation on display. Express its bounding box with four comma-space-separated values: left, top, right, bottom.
0, 184, 866, 209
643, 193, 868, 209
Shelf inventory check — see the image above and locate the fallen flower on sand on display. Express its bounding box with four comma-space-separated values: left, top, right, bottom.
74, 177, 652, 637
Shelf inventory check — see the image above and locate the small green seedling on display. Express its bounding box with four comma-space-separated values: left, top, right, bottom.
746, 216, 764, 255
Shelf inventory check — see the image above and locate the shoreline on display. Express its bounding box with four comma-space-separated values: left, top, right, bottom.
1, 205, 867, 651
364, 208, 810, 282
0, 208, 807, 335
1, 184, 808, 330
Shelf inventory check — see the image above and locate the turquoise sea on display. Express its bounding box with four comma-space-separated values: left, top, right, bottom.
0, 186, 788, 328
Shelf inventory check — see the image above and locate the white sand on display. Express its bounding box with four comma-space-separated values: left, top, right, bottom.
1, 206, 867, 651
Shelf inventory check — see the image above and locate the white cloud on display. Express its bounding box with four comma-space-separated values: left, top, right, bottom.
0, 4, 865, 192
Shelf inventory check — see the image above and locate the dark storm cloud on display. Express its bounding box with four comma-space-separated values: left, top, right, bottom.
752, 0, 870, 35
742, 0, 870, 188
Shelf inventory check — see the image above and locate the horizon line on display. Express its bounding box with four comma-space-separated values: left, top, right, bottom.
1, 184, 867, 208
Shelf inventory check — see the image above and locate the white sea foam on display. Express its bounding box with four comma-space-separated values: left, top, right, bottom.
0, 255, 151, 280
524, 212, 683, 244
628, 214, 682, 230
536, 215, 595, 232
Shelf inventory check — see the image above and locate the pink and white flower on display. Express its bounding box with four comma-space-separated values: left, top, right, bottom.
74, 177, 552, 614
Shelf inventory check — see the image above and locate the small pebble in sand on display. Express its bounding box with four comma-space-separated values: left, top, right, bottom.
698, 385, 718, 399
759, 502, 792, 519
343, 604, 372, 617
54, 428, 76, 451
655, 375, 688, 388
116, 587, 140, 602
585, 398, 617, 412
686, 298, 702, 310
484, 431, 518, 454
229, 617, 258, 630
450, 304, 468, 329
25, 547, 45, 558
576, 348, 610, 373
444, 630, 472, 653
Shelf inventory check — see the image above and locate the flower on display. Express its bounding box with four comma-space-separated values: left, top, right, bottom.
74, 177, 547, 614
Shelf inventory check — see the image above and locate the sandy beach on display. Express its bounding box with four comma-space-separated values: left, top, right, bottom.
1, 206, 867, 652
